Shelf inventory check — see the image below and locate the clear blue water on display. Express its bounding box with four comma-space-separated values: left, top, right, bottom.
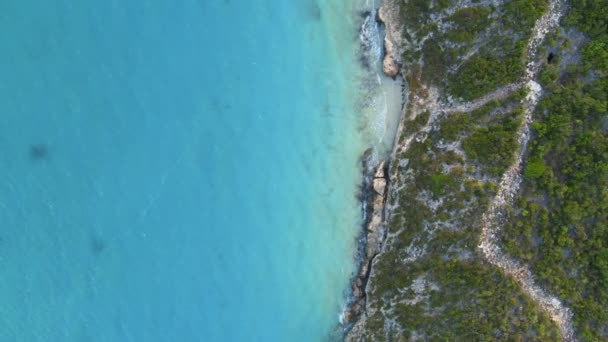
0, 1, 395, 341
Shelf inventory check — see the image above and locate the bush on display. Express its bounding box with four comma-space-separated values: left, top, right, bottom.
524, 159, 546, 178
462, 115, 521, 176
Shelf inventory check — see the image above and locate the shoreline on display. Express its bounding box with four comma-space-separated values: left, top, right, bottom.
342, 150, 389, 328
341, 2, 405, 334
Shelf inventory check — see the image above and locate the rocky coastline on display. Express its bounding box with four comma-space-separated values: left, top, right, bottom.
342, 152, 388, 328
342, 0, 404, 334
376, 0, 403, 79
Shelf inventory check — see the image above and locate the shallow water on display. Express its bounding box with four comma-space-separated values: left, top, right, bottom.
0, 1, 400, 340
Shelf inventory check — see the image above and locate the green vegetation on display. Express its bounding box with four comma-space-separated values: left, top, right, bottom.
399, 0, 454, 28
502, 0, 547, 30
447, 0, 546, 100
368, 257, 561, 341
359, 88, 556, 339
421, 39, 447, 84
404, 111, 430, 136
354, 0, 608, 340
499, 2, 608, 340
439, 112, 470, 141
462, 111, 522, 176
398, 0, 548, 98
445, 6, 491, 44
523, 158, 546, 178
503, 78, 608, 341
565, 0, 608, 76
448, 39, 526, 100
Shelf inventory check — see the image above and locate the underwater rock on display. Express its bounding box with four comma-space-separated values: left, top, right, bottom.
29, 144, 48, 160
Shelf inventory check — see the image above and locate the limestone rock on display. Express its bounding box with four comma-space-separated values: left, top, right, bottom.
374, 161, 386, 178
373, 177, 386, 195
378, 1, 403, 79
382, 39, 401, 78
344, 160, 388, 328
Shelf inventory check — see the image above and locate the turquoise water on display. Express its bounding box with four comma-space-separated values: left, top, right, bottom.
0, 1, 397, 341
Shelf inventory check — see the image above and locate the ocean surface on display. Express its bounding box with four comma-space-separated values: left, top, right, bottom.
0, 1, 400, 341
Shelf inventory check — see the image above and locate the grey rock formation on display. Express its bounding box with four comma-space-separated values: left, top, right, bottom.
377, 1, 403, 78
343, 160, 388, 327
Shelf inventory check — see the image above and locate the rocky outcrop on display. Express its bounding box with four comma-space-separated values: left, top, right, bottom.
377, 0, 403, 78
342, 156, 388, 327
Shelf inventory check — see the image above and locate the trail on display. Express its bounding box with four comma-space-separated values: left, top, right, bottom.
443, 82, 521, 114
477, 0, 576, 340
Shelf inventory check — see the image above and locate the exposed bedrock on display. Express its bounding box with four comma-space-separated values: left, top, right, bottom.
377, 1, 403, 78
343, 156, 388, 327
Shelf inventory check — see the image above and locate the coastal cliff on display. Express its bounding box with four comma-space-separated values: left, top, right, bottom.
346, 0, 608, 340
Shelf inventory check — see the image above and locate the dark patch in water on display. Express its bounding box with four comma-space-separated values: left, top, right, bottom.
29, 144, 49, 161
210, 97, 233, 114
301, 0, 321, 21
358, 53, 370, 70
90, 236, 106, 255
358, 9, 383, 71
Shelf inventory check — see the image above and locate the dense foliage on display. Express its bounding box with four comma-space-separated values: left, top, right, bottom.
462, 111, 522, 176
500, 2, 608, 340
447, 0, 546, 100
503, 74, 608, 341
361, 90, 558, 340
444, 6, 491, 44
565, 0, 608, 77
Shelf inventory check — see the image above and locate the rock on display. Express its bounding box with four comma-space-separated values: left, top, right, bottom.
368, 213, 383, 231
382, 40, 401, 78
352, 282, 363, 298
373, 193, 385, 208
358, 263, 369, 279
373, 161, 387, 195
373, 178, 386, 195
345, 159, 389, 329
378, 1, 403, 79
366, 235, 379, 259
374, 161, 386, 178
342, 310, 353, 324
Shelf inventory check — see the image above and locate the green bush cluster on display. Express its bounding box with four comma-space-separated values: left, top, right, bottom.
499, 3, 608, 338
445, 6, 491, 44
505, 77, 608, 340
502, 0, 547, 31
362, 93, 557, 339
446, 0, 547, 100
462, 112, 522, 176
404, 111, 430, 136
448, 47, 525, 100
399, 0, 454, 28
565, 0, 608, 76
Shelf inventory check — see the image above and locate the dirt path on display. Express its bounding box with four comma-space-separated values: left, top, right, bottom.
443, 82, 522, 114
477, 0, 576, 340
